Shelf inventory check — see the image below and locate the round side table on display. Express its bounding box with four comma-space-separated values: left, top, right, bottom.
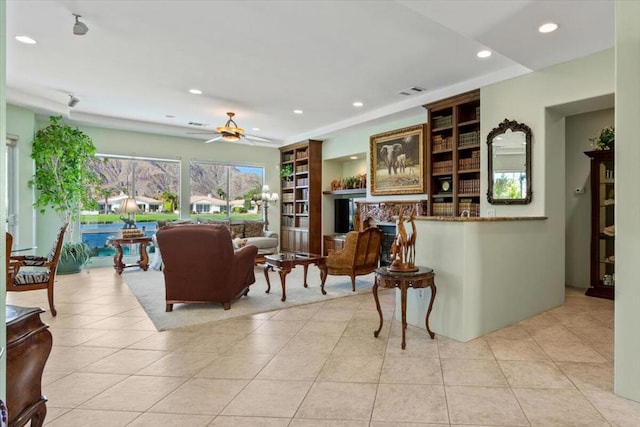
373, 266, 436, 349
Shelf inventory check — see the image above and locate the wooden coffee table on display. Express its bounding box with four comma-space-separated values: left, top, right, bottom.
263, 252, 327, 301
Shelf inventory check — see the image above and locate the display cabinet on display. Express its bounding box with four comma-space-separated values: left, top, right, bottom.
425, 90, 480, 216
585, 149, 615, 299
279, 140, 322, 254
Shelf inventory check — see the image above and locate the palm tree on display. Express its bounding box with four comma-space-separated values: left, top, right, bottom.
161, 191, 178, 212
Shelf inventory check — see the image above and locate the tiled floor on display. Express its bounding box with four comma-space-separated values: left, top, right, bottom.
7, 267, 640, 426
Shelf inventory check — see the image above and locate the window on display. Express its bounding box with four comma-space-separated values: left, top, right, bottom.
81, 154, 180, 257
5, 135, 18, 239
189, 161, 264, 221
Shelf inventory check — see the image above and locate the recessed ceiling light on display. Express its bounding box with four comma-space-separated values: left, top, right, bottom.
539, 22, 558, 33
15, 35, 36, 44
293, 109, 303, 114
350, 156, 358, 160
165, 114, 175, 118
353, 101, 363, 107
252, 127, 260, 131
189, 89, 202, 95
477, 50, 492, 58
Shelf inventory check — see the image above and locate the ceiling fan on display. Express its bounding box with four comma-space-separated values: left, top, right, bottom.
188, 112, 272, 144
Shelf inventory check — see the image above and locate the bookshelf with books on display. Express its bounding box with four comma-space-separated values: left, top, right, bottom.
279, 139, 322, 254
425, 90, 481, 216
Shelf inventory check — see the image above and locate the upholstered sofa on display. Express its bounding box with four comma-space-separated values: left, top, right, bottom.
156, 224, 257, 311
151, 219, 278, 270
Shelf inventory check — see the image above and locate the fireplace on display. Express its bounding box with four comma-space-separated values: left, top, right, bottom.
378, 224, 396, 267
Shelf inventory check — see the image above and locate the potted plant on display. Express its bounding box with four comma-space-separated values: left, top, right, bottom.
591, 126, 615, 150
30, 115, 103, 274
279, 164, 294, 181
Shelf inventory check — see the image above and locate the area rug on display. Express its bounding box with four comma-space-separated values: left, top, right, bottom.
123, 266, 376, 331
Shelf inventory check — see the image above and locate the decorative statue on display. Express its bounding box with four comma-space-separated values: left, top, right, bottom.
120, 216, 137, 229
389, 212, 418, 272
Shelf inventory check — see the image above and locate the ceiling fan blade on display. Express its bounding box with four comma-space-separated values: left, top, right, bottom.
204, 136, 223, 143
187, 131, 219, 135
244, 134, 272, 143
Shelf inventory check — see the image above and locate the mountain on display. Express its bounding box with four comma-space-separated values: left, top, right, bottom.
90, 157, 262, 201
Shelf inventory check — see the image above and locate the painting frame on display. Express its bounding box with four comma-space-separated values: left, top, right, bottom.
370, 124, 425, 196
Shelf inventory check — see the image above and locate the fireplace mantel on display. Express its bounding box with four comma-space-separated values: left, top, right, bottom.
354, 200, 427, 230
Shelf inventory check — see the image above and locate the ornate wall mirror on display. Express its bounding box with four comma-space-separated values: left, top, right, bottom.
487, 119, 532, 204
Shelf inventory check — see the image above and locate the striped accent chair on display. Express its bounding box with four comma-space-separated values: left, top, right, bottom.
7, 223, 68, 317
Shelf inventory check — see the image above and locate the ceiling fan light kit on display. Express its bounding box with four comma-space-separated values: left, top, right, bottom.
72, 13, 89, 35
216, 112, 245, 141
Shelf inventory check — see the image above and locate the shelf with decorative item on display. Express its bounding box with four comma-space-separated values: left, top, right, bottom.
323, 189, 366, 195
328, 174, 366, 192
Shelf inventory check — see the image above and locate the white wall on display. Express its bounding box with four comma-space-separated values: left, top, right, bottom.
614, 0, 640, 402
565, 109, 614, 289
0, 0, 7, 400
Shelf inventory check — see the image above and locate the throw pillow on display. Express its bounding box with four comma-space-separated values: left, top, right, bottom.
232, 238, 248, 249
243, 221, 264, 238
229, 223, 244, 239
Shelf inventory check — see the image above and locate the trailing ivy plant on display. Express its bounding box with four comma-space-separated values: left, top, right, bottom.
30, 115, 103, 236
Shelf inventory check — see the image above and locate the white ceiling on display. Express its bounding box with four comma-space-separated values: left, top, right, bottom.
5, 0, 614, 146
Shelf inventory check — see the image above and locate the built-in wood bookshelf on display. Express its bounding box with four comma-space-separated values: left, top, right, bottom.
424, 90, 480, 217
279, 139, 322, 254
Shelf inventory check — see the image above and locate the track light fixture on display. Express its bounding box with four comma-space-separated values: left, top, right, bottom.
72, 14, 89, 35
68, 95, 79, 107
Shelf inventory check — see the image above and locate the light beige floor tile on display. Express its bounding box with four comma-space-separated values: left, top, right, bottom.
127, 412, 214, 426
204, 318, 266, 335
295, 382, 377, 420
195, 353, 273, 379
45, 346, 119, 371
177, 333, 245, 353
331, 335, 387, 357
45, 372, 127, 407
49, 328, 110, 346
536, 340, 607, 363
209, 415, 291, 426
583, 390, 640, 427
556, 361, 614, 391
42, 370, 70, 386
292, 420, 368, 427
149, 378, 248, 415
442, 358, 508, 387
279, 333, 340, 355
484, 324, 532, 341
385, 335, 439, 358
498, 360, 575, 389
437, 336, 494, 359
46, 314, 110, 329
591, 340, 615, 362
343, 318, 389, 337
371, 423, 447, 427
43, 406, 71, 424
228, 333, 293, 354
513, 388, 609, 426
379, 356, 442, 385
526, 324, 581, 342
221, 379, 313, 418
252, 319, 306, 336
79, 348, 169, 374
446, 385, 528, 426
317, 355, 383, 383
567, 325, 614, 345
297, 320, 349, 336
126, 330, 201, 351
81, 329, 155, 348
255, 353, 326, 380
516, 312, 558, 329
488, 338, 550, 361
372, 383, 448, 424
270, 304, 321, 321
80, 375, 188, 411
44, 409, 140, 427
137, 350, 221, 377
311, 308, 356, 322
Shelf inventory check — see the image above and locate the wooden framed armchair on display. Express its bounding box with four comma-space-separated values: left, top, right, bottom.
325, 227, 383, 291
7, 224, 67, 317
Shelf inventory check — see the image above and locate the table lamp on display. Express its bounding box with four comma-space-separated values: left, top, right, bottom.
119, 197, 141, 229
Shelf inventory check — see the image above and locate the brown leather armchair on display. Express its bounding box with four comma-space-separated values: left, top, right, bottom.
156, 224, 258, 311
325, 227, 383, 291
